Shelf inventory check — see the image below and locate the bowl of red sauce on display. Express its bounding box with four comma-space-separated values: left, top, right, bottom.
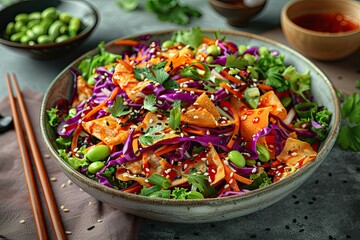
281, 0, 360, 61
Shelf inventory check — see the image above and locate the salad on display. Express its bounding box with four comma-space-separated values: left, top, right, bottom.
47, 27, 331, 199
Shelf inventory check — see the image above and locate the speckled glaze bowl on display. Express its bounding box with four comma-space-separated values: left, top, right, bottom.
40, 29, 340, 223
0, 0, 98, 60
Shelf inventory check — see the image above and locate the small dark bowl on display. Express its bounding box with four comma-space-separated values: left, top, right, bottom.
0, 0, 99, 60
209, 0, 267, 27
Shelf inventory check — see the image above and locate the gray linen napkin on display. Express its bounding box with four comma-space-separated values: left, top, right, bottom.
0, 89, 140, 240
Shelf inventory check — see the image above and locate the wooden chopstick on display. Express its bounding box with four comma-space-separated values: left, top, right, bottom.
6, 73, 67, 240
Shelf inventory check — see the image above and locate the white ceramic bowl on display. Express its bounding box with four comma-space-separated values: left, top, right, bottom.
40, 29, 340, 223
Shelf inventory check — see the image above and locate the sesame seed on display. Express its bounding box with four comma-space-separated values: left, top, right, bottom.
165, 168, 172, 174
50, 177, 57, 182
61, 184, 66, 188
190, 136, 195, 139
44, 154, 50, 159
208, 177, 212, 183
241, 115, 247, 121
206, 130, 210, 135
63, 208, 70, 212
88, 202, 92, 206
65, 231, 72, 235
229, 179, 233, 184
201, 158, 207, 161
291, 152, 298, 157
224, 184, 230, 189
19, 220, 26, 224
97, 219, 103, 223
230, 172, 234, 178
211, 169, 216, 174
60, 205, 65, 210
193, 116, 199, 119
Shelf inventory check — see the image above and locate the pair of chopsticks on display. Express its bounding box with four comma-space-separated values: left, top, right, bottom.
6, 73, 66, 240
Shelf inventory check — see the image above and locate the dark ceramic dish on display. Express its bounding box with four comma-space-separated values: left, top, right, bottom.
0, 0, 99, 60
208, 0, 267, 27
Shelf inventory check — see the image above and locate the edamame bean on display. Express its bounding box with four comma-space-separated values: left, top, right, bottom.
161, 40, 174, 49
28, 11, 41, 20
228, 150, 246, 168
20, 35, 31, 44
206, 45, 220, 56
15, 13, 28, 23
59, 12, 72, 23
256, 143, 270, 162
246, 159, 256, 167
27, 19, 41, 29
59, 25, 68, 34
37, 35, 53, 44
55, 35, 69, 43
187, 191, 204, 199
14, 21, 26, 32
5, 22, 15, 36
41, 7, 58, 20
205, 56, 214, 63
238, 44, 248, 55
68, 17, 81, 37
258, 46, 269, 56
32, 24, 47, 37
86, 145, 111, 162
243, 53, 255, 65
10, 32, 25, 42
88, 161, 105, 174
48, 20, 65, 39
26, 29, 37, 40
228, 68, 239, 75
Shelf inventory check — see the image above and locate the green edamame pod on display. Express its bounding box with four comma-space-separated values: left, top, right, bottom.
37, 35, 53, 44
41, 7, 58, 20
161, 40, 174, 49
59, 25, 68, 35
15, 13, 28, 23
55, 35, 69, 43
256, 143, 270, 162
28, 11, 41, 20
25, 29, 37, 40
206, 45, 220, 56
59, 12, 72, 23
228, 150, 246, 168
86, 145, 111, 162
40, 19, 53, 33
10, 32, 25, 42
5, 22, 15, 36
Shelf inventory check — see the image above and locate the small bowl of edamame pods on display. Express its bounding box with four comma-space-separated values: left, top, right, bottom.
0, 0, 98, 60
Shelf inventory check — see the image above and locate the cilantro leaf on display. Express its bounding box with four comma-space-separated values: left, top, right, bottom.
108, 96, 132, 117
134, 67, 154, 81
225, 54, 249, 69
134, 65, 170, 85
143, 94, 158, 112
172, 27, 203, 49
169, 100, 181, 130
341, 93, 360, 123
180, 62, 210, 81
171, 187, 188, 199
139, 125, 165, 146
153, 68, 170, 84
337, 125, 360, 151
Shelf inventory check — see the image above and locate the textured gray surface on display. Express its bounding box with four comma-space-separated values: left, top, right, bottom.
0, 0, 360, 239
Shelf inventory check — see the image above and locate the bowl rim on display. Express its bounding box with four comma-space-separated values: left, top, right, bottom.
208, 0, 267, 9
0, 0, 99, 49
40, 28, 340, 206
281, 0, 360, 37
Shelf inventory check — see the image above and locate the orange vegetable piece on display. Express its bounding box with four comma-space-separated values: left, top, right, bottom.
82, 115, 131, 147
259, 90, 287, 120
206, 144, 225, 185
194, 92, 220, 119
277, 138, 317, 167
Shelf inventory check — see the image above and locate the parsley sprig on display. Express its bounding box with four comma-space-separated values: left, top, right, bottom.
139, 125, 165, 146
108, 96, 132, 117
337, 93, 360, 151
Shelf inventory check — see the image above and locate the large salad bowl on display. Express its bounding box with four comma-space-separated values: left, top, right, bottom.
40, 29, 340, 222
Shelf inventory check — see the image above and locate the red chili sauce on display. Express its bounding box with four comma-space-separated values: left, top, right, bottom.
292, 12, 359, 33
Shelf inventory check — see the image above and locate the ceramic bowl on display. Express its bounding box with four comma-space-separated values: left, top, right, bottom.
0, 0, 98, 60
281, 0, 360, 61
40, 29, 340, 223
208, 0, 267, 27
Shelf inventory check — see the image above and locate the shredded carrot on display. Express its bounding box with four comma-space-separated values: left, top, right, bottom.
114, 39, 140, 47
122, 183, 142, 193
116, 59, 133, 72
202, 36, 216, 45
223, 163, 240, 191
176, 77, 192, 84
192, 62, 206, 71
164, 52, 179, 72
182, 127, 205, 136
180, 87, 206, 93
219, 82, 243, 99
132, 138, 140, 156
154, 144, 178, 156
257, 83, 273, 91
220, 101, 240, 149
233, 172, 253, 185
220, 69, 244, 85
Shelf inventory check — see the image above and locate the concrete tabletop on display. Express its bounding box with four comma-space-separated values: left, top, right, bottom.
0, 0, 359, 239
